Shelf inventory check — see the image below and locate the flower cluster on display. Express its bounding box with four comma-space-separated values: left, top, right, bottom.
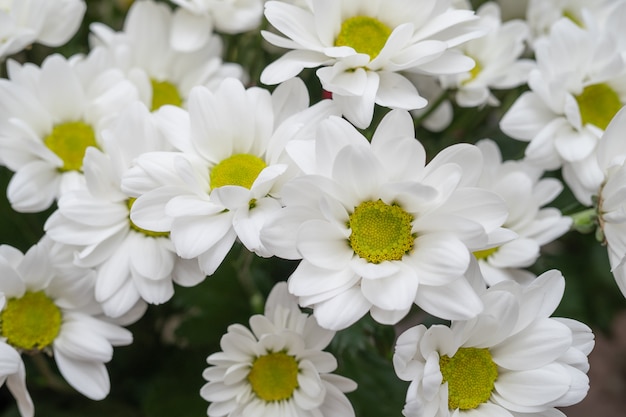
7, 0, 626, 416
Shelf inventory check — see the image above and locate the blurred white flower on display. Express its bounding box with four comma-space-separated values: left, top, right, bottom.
89, 0, 245, 111
0, 50, 139, 212
440, 2, 535, 108
0, 237, 132, 411
169, 0, 264, 51
526, 0, 612, 41
473, 139, 572, 285
260, 0, 486, 128
201, 281, 356, 417
0, 0, 86, 60
261, 110, 513, 330
499, 17, 626, 205
393, 268, 593, 417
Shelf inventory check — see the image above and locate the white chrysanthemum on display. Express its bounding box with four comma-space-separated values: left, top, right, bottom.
121, 77, 338, 276
261, 110, 513, 330
200, 281, 357, 417
260, 0, 485, 128
0, 0, 86, 59
526, 0, 612, 40
393, 268, 594, 417
168, 0, 264, 51
499, 17, 626, 205
473, 139, 572, 285
0, 51, 139, 213
44, 102, 206, 318
0, 237, 133, 410
89, 0, 244, 112
586, 106, 626, 298
440, 2, 535, 108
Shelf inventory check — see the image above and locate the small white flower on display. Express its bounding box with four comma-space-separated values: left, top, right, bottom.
45, 101, 206, 318
200, 281, 357, 417
440, 2, 535, 108
499, 17, 626, 205
0, 50, 139, 212
168, 0, 264, 51
89, 0, 245, 112
473, 139, 572, 285
121, 77, 338, 276
0, 237, 133, 411
260, 0, 485, 128
393, 268, 594, 417
261, 110, 513, 330
526, 0, 612, 41
0, 0, 86, 59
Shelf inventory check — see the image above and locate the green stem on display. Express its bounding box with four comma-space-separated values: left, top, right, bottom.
570, 208, 598, 234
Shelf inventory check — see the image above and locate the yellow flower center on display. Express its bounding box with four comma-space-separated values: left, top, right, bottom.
150, 79, 183, 111
473, 246, 499, 260
247, 352, 299, 402
0, 291, 62, 351
562, 9, 584, 27
44, 121, 98, 172
439, 347, 498, 410
575, 83, 622, 131
348, 200, 415, 264
335, 16, 392, 60
463, 57, 482, 85
126, 198, 170, 238
209, 154, 267, 190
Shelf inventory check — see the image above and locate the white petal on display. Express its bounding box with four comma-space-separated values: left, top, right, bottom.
53, 350, 111, 400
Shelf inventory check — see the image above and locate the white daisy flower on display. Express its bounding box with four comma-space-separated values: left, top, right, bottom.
0, 50, 139, 212
260, 0, 485, 128
44, 101, 206, 318
200, 281, 357, 417
393, 268, 594, 417
89, 0, 245, 112
261, 110, 513, 330
168, 0, 264, 52
0, 0, 86, 60
499, 17, 626, 205
121, 77, 338, 276
440, 2, 535, 108
0, 237, 133, 408
473, 139, 572, 285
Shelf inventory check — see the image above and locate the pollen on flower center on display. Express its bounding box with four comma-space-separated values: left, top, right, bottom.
247, 351, 299, 401
348, 199, 415, 264
575, 83, 622, 130
439, 347, 498, 410
463, 57, 483, 85
44, 121, 98, 172
473, 246, 499, 260
210, 154, 267, 190
150, 79, 183, 111
335, 15, 392, 60
127, 198, 170, 238
0, 291, 62, 351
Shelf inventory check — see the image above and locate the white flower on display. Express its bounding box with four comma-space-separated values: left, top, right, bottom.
0, 340, 32, 417
200, 281, 357, 417
168, 0, 264, 51
440, 2, 535, 108
261, 110, 513, 330
44, 101, 206, 318
121, 77, 338, 276
260, 0, 485, 128
499, 17, 626, 205
393, 268, 594, 417
0, 51, 139, 212
89, 0, 245, 112
589, 106, 626, 298
526, 0, 612, 41
473, 139, 572, 285
0, 237, 133, 408
0, 0, 86, 59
